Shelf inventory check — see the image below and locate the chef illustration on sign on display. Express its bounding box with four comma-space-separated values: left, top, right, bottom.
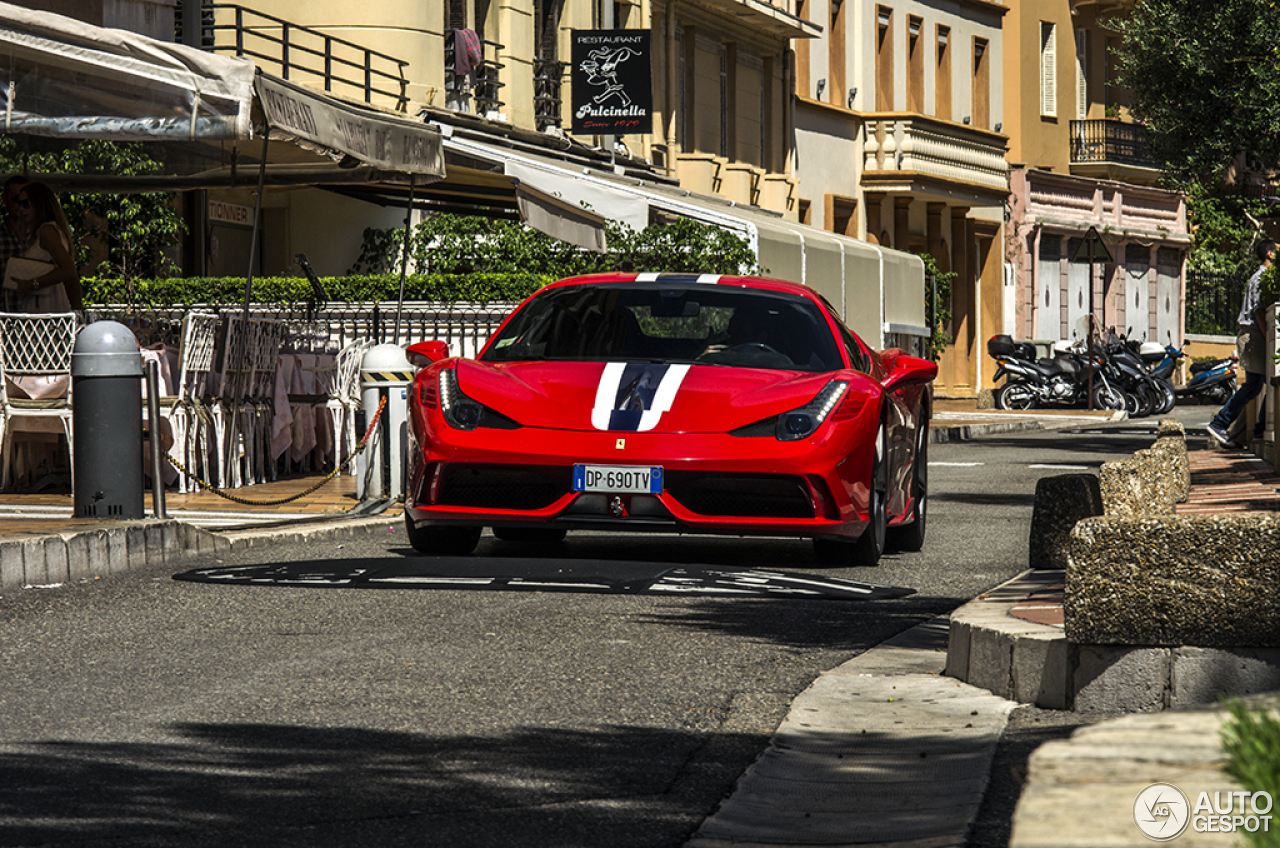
579, 45, 639, 108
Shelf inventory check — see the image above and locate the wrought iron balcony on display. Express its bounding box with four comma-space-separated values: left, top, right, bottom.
199, 4, 408, 110
1070, 119, 1156, 168
445, 31, 506, 118
534, 58, 566, 132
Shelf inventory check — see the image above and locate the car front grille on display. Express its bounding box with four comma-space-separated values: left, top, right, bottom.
436, 464, 572, 510
663, 472, 815, 518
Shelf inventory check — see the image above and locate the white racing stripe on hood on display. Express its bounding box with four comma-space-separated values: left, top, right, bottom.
590, 362, 691, 431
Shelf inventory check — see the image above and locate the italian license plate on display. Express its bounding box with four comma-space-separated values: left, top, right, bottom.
573, 464, 663, 494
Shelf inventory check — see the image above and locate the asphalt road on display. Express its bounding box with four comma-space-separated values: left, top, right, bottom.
0, 406, 1213, 848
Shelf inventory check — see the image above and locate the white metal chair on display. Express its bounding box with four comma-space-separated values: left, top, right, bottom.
325, 339, 371, 474
0, 312, 78, 491
249, 318, 286, 483
154, 312, 219, 493
210, 315, 258, 489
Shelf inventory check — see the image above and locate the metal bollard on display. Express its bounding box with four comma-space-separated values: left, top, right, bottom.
71, 321, 143, 520
356, 343, 414, 502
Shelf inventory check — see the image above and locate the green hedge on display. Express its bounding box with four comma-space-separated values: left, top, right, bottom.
82, 273, 556, 307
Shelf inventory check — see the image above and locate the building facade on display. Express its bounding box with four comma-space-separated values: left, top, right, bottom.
1001, 0, 1189, 363
791, 0, 1010, 396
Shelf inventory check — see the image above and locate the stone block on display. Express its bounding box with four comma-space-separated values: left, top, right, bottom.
1170, 647, 1280, 708
976, 388, 995, 409
1072, 645, 1169, 713
21, 537, 47, 586
1066, 514, 1280, 647
1150, 434, 1190, 504
144, 523, 164, 566
65, 533, 90, 583
42, 538, 69, 585
945, 617, 972, 681
967, 626, 1013, 699
105, 527, 129, 574
1099, 453, 1174, 516
1028, 474, 1102, 570
125, 524, 148, 570
1011, 633, 1072, 710
0, 541, 25, 592
85, 529, 110, 578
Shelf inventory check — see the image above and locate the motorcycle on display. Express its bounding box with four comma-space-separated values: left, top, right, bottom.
1147, 342, 1238, 405
1103, 330, 1175, 417
988, 334, 1126, 411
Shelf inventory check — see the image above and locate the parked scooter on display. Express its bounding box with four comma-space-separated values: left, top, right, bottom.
988, 334, 1126, 411
1147, 342, 1238, 405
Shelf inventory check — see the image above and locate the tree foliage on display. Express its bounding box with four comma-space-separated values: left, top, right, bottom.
1113, 0, 1280, 190
1186, 187, 1271, 274
350, 213, 763, 278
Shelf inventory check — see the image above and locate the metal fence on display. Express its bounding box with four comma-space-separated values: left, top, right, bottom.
1185, 270, 1247, 337
86, 301, 518, 359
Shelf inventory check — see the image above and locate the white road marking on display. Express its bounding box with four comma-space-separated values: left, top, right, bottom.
930, 461, 985, 467
1028, 464, 1091, 470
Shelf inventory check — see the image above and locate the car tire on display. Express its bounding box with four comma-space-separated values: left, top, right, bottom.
492, 527, 568, 545
851, 423, 888, 566
887, 423, 927, 553
404, 514, 481, 555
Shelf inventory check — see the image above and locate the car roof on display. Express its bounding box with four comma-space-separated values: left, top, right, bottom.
545, 273, 822, 302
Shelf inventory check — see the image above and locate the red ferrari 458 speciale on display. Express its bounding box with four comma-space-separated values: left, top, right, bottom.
405, 273, 936, 565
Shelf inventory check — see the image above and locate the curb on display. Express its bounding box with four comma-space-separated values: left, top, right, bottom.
0, 514, 402, 592
947, 569, 1280, 713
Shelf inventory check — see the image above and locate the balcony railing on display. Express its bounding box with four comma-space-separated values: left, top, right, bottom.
862, 115, 1008, 193
203, 4, 408, 109
1070, 119, 1156, 168
533, 58, 566, 132
445, 31, 506, 118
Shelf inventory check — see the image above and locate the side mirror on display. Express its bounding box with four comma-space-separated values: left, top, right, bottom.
406, 340, 449, 369
880, 350, 938, 392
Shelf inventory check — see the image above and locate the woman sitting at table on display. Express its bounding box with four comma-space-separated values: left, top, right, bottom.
12, 181, 80, 313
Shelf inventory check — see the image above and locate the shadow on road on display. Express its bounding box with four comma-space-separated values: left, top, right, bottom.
0, 717, 1000, 847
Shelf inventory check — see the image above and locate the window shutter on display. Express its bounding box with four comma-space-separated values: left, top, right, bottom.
1075, 28, 1087, 120
1041, 22, 1056, 117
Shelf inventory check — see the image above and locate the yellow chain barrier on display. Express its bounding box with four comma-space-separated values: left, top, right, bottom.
166, 395, 389, 507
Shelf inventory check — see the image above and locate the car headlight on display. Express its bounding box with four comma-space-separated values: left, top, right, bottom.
776, 380, 849, 441
439, 368, 484, 431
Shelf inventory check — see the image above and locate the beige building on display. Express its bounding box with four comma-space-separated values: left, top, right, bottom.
1001, 0, 1189, 367
12, 0, 936, 346
791, 0, 1010, 395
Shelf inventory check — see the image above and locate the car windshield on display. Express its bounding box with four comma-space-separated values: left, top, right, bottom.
481, 281, 846, 372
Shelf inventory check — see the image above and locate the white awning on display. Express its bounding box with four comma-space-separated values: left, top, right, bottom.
0, 0, 254, 141
256, 74, 443, 176
0, 1, 444, 181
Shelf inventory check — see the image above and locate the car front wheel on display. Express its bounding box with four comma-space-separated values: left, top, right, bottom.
404, 514, 481, 555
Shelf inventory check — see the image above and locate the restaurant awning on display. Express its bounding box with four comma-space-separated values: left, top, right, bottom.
0, 0, 444, 181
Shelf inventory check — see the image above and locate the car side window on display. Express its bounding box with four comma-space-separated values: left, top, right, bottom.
837, 324, 870, 373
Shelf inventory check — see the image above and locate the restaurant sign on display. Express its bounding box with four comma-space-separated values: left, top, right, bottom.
570, 29, 653, 135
